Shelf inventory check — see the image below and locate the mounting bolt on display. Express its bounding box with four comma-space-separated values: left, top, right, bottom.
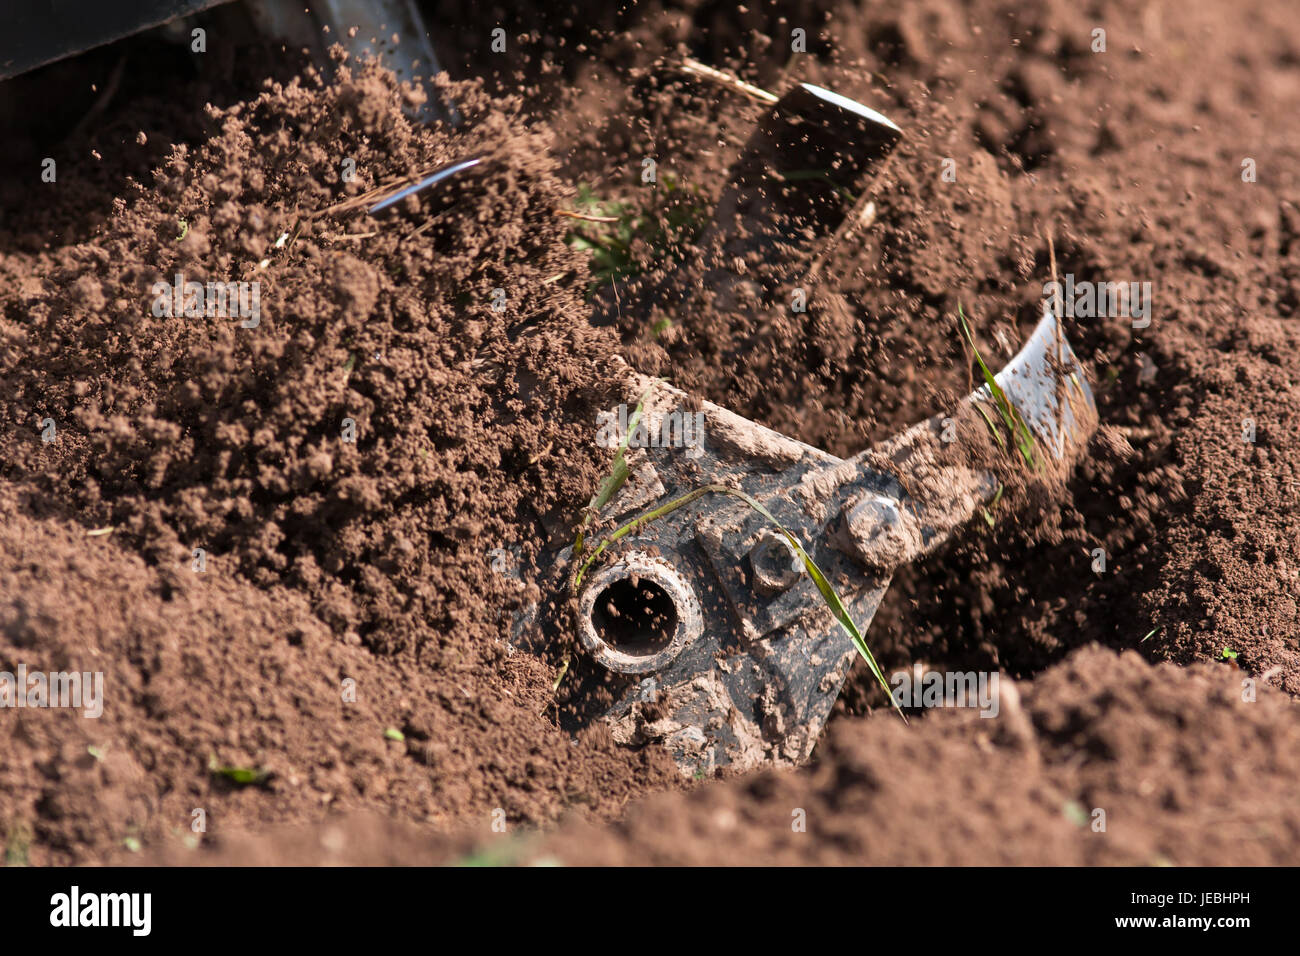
840, 493, 917, 571
748, 530, 804, 595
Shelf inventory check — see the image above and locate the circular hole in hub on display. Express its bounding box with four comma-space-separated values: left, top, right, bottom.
589, 576, 679, 659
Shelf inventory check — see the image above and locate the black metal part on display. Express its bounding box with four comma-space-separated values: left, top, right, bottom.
2, 1, 452, 122
0, 1, 229, 81
516, 384, 892, 773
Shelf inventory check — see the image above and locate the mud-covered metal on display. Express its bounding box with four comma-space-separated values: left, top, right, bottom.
517, 308, 1096, 776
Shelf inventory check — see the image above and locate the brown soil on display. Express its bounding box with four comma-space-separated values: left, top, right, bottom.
3, 0, 1300, 865
144, 646, 1300, 866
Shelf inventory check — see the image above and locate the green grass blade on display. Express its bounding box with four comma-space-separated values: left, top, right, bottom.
958, 304, 1039, 469
981, 482, 1005, 528
574, 392, 647, 557
973, 402, 1006, 450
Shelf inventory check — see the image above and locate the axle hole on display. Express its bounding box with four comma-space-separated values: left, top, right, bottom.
589, 576, 678, 658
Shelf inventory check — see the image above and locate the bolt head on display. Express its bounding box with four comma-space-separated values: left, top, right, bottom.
842, 494, 914, 570
748, 530, 804, 595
